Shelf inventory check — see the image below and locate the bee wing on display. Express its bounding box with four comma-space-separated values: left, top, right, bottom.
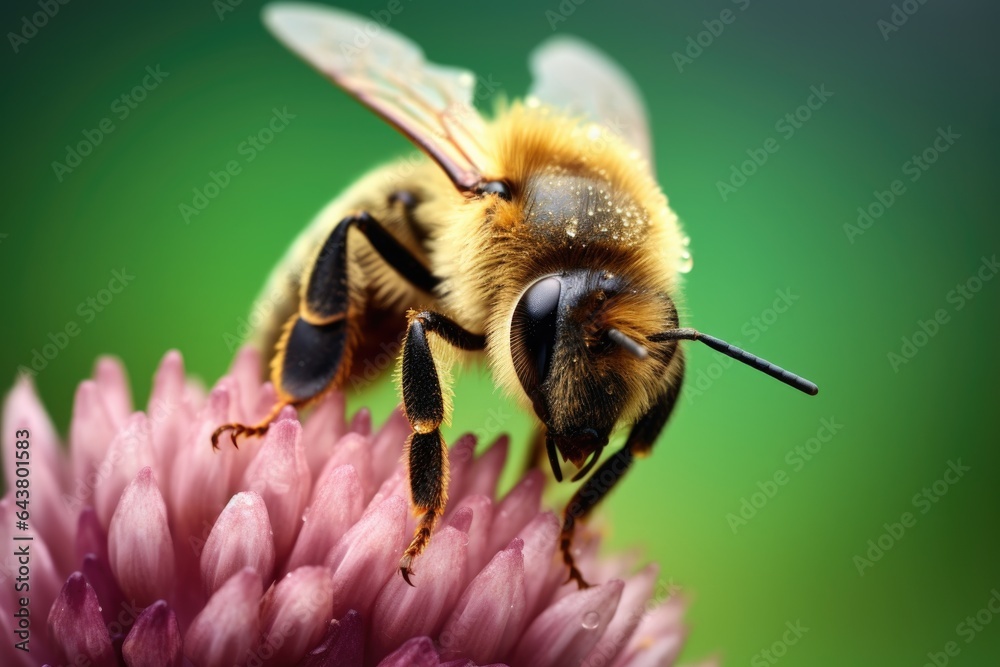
528, 36, 653, 168
264, 3, 490, 191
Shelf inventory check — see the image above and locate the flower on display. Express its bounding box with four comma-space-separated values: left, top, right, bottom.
0, 348, 695, 667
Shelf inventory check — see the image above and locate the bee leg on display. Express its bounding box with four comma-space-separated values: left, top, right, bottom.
211, 400, 292, 450
560, 358, 685, 588
212, 211, 439, 449
398, 310, 485, 585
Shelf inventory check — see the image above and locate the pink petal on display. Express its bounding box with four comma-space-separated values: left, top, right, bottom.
447, 505, 473, 534
2, 379, 74, 571
614, 596, 686, 667
107, 467, 175, 606
512, 579, 624, 667
444, 434, 477, 503
200, 491, 275, 595
47, 572, 115, 667
81, 554, 125, 628
447, 494, 493, 584
228, 400, 292, 493
516, 512, 562, 619
488, 469, 544, 554
326, 495, 407, 619
286, 464, 365, 572
439, 538, 526, 662
615, 629, 685, 667
147, 350, 192, 493
184, 567, 263, 667
122, 600, 182, 667
461, 435, 508, 500
584, 565, 659, 667
300, 390, 347, 479
2, 374, 65, 490
299, 609, 364, 667
0, 609, 37, 666
370, 525, 469, 661
69, 380, 118, 488
366, 468, 407, 514
317, 432, 374, 502
95, 412, 155, 529
376, 636, 440, 667
242, 419, 311, 564
0, 499, 63, 639
228, 346, 264, 421
169, 384, 238, 558
349, 407, 371, 435
74, 507, 108, 564
93, 356, 133, 427
259, 566, 334, 664
369, 410, 409, 482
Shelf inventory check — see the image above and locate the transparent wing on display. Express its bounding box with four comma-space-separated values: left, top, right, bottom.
529, 36, 653, 167
264, 3, 491, 191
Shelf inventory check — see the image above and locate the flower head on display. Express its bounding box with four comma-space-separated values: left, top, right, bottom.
0, 348, 693, 666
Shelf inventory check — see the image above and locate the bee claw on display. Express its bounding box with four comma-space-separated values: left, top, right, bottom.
210, 425, 227, 450
399, 556, 415, 586
566, 567, 591, 590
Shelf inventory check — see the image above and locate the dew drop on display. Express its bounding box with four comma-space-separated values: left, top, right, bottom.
678, 250, 693, 274
582, 611, 601, 630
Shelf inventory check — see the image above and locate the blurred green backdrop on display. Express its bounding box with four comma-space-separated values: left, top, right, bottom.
2, 0, 998, 664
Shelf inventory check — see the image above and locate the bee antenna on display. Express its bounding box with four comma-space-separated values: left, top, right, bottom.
649, 328, 819, 396
608, 328, 648, 359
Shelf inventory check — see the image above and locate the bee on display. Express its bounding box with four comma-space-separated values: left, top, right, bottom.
212, 3, 818, 588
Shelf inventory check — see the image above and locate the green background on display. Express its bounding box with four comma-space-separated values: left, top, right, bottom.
2, 0, 998, 664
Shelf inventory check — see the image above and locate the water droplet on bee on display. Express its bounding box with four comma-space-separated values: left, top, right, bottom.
582, 611, 601, 630
678, 250, 693, 274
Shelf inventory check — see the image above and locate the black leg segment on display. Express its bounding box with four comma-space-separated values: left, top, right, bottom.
398, 310, 485, 585
304, 211, 438, 322
212, 207, 437, 449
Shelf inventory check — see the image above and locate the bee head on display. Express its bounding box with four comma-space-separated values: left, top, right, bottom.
509, 269, 680, 481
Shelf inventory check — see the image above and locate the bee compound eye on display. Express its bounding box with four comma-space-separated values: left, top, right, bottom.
511, 276, 562, 396
478, 180, 512, 201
